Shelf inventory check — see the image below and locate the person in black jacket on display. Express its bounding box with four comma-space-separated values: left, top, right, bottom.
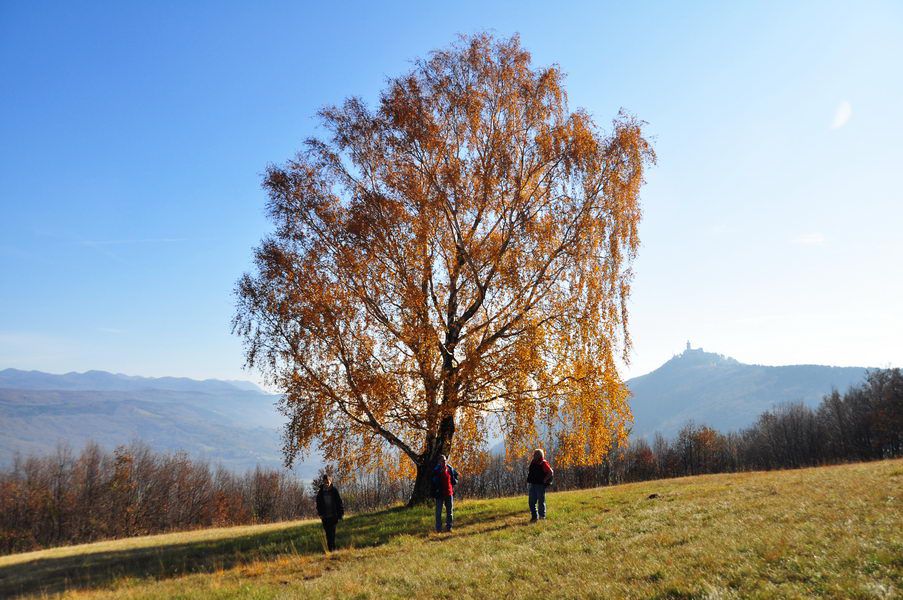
315, 474, 344, 552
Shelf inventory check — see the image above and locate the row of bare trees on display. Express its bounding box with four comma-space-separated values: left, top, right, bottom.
0, 443, 314, 555
633, 367, 902, 480
2, 369, 899, 554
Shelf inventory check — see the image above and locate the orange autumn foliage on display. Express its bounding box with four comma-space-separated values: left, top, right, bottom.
233, 33, 654, 503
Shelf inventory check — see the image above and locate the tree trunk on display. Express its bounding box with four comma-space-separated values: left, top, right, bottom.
408, 461, 433, 506
407, 416, 456, 506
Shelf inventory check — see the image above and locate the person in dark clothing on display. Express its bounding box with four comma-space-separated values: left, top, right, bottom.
315, 475, 344, 552
430, 455, 459, 532
527, 448, 554, 521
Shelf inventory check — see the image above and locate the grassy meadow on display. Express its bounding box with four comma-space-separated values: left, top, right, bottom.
1, 459, 900, 599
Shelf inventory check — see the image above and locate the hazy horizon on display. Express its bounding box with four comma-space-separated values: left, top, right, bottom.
0, 344, 885, 387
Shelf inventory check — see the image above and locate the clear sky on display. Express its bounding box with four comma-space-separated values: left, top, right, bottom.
1, 1, 901, 382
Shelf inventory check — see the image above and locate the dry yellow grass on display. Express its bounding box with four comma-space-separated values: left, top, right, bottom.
0, 519, 317, 570
2, 459, 901, 599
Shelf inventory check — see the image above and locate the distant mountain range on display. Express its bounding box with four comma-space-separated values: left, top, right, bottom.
0, 369, 266, 395
0, 351, 873, 474
627, 347, 870, 438
0, 368, 321, 479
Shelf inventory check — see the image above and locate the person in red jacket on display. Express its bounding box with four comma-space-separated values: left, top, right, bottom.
527, 448, 554, 521
430, 455, 459, 532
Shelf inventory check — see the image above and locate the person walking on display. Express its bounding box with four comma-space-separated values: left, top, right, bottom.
315, 474, 344, 552
431, 455, 459, 533
527, 449, 554, 521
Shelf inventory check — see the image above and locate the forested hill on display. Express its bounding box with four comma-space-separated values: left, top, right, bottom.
0, 369, 324, 478
627, 348, 869, 438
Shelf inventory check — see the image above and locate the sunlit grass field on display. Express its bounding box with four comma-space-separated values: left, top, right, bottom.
1, 459, 900, 599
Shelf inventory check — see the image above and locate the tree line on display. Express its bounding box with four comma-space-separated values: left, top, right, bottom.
0, 442, 314, 555
2, 369, 899, 555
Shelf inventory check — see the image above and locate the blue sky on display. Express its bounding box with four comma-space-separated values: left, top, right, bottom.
1, 1, 901, 382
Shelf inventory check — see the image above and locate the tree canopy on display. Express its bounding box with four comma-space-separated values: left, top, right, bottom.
233, 33, 654, 502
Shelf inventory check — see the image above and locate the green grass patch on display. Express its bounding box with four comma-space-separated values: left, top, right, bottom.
1, 459, 900, 599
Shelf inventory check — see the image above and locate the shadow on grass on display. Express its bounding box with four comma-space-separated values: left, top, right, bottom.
0, 502, 520, 598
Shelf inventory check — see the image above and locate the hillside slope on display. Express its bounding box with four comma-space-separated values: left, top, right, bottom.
0, 370, 324, 476
627, 348, 868, 437
0, 388, 284, 471
1, 459, 900, 599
